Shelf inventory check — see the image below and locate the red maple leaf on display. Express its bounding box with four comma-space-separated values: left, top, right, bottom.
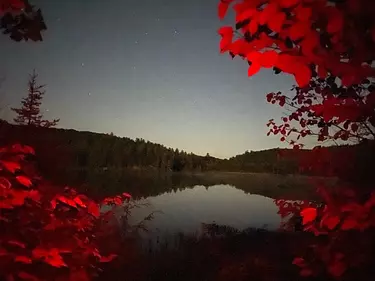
56, 195, 77, 208
321, 215, 340, 230
218, 26, 233, 53
99, 254, 118, 263
0, 161, 21, 173
300, 207, 317, 225
0, 176, 11, 189
17, 272, 39, 281
341, 218, 357, 230
218, 0, 233, 20
15, 256, 33, 264
248, 61, 261, 76
15, 176, 33, 188
87, 202, 100, 218
122, 192, 132, 198
7, 240, 26, 248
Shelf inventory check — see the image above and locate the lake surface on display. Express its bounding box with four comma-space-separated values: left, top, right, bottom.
126, 184, 282, 248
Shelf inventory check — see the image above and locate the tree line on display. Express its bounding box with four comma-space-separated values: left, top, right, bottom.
1, 119, 371, 178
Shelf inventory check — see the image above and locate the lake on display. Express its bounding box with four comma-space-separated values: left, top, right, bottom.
125, 184, 282, 249
59, 170, 318, 249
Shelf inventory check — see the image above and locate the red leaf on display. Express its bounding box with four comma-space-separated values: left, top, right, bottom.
88, 202, 100, 218
248, 61, 261, 76
318, 65, 328, 79
22, 145, 35, 155
69, 269, 90, 281
46, 254, 67, 268
0, 177, 11, 189
292, 257, 306, 266
57, 196, 77, 208
218, 0, 232, 20
258, 3, 278, 25
16, 176, 33, 188
33, 248, 67, 268
341, 218, 357, 230
300, 268, 313, 277
122, 192, 132, 198
0, 161, 21, 173
27, 190, 41, 202
18, 272, 38, 281
294, 65, 311, 87
0, 248, 9, 256
266, 93, 274, 102
322, 215, 340, 230
268, 12, 285, 33
288, 22, 309, 40
99, 254, 117, 263
326, 8, 343, 34
260, 51, 278, 68
10, 144, 34, 155
328, 260, 346, 277
279, 96, 286, 107
300, 207, 317, 225
218, 26, 233, 52
74, 196, 86, 208
8, 240, 26, 248
15, 256, 32, 264
295, 6, 312, 21
279, 0, 299, 8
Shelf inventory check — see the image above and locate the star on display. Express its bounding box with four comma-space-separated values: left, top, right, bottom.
135, 40, 138, 44
88, 92, 92, 96
145, 32, 148, 35
173, 29, 179, 35
81, 63, 85, 67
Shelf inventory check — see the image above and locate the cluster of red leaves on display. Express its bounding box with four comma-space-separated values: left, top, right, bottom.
274, 198, 319, 231
218, 0, 375, 87
292, 186, 375, 279
0, 144, 131, 281
0, 0, 24, 14
265, 77, 375, 147
218, 1, 375, 280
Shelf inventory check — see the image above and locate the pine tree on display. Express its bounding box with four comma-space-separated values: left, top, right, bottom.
11, 70, 59, 128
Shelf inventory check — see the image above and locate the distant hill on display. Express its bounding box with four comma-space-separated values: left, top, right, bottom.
1, 120, 373, 182
0, 120, 220, 176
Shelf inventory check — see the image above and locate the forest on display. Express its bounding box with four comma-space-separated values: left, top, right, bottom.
1, 119, 371, 178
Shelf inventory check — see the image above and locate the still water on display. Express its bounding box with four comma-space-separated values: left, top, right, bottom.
127, 184, 281, 244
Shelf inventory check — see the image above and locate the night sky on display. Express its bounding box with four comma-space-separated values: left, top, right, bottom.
0, 0, 299, 159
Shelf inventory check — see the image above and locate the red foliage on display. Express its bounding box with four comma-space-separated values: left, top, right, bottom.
0, 0, 24, 13
219, 0, 375, 279
0, 144, 131, 281
218, 0, 375, 87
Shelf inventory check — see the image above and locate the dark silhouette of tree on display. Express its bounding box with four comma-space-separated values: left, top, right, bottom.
0, 0, 46, 41
11, 70, 59, 128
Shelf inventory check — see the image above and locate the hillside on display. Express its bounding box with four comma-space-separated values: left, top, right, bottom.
0, 120, 219, 176
1, 120, 373, 181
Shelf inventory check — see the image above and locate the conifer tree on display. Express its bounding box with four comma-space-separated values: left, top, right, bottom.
11, 70, 59, 127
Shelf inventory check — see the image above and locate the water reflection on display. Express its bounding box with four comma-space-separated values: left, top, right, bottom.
127, 185, 281, 246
